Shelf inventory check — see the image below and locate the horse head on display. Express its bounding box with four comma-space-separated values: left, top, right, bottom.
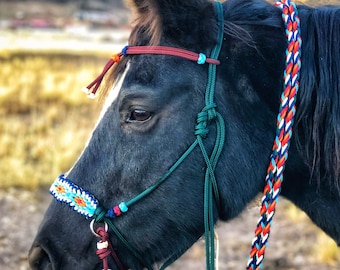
29, 0, 340, 269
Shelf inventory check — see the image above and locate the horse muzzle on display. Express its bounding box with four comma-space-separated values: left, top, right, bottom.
28, 242, 101, 270
28, 245, 53, 270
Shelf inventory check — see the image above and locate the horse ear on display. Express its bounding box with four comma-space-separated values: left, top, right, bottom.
159, 0, 216, 49
125, 0, 155, 15
125, 0, 161, 45
126, 0, 215, 48
126, 0, 209, 14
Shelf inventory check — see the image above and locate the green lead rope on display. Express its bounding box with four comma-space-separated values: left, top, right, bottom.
200, 2, 225, 269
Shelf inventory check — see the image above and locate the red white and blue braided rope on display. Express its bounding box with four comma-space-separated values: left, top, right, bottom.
247, 1, 302, 269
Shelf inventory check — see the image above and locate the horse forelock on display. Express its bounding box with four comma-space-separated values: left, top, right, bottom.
295, 5, 340, 190
99, 56, 128, 103
125, 0, 162, 46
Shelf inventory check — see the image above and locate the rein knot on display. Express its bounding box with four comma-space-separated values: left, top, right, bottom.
195, 104, 217, 138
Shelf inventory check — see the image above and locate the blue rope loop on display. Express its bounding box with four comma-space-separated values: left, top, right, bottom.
197, 53, 207, 64
122, 45, 129, 56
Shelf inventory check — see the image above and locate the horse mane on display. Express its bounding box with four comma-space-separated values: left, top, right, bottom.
221, 1, 340, 189
222, 1, 340, 189
103, 0, 340, 189
295, 5, 340, 189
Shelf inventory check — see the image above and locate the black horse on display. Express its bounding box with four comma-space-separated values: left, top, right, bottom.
29, 0, 339, 269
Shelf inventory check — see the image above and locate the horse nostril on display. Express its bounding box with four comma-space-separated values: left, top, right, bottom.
28, 246, 53, 270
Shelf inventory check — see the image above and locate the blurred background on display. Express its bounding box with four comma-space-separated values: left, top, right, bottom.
0, 0, 339, 269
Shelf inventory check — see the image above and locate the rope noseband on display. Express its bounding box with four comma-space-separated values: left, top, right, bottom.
49, 1, 302, 269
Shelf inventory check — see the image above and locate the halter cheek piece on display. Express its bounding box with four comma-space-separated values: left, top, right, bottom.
50, 1, 301, 270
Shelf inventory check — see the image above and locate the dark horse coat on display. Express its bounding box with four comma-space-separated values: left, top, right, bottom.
29, 0, 339, 269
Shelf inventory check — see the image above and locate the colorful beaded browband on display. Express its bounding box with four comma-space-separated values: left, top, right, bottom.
50, 174, 129, 219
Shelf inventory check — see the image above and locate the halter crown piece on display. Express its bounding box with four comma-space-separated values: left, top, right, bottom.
50, 1, 302, 269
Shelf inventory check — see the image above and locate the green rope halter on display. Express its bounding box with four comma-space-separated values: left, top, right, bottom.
95, 3, 225, 269
50, 2, 225, 269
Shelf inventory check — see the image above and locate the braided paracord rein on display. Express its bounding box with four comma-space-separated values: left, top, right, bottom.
247, 1, 302, 269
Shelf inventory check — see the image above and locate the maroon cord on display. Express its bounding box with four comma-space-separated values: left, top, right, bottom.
83, 45, 221, 97
125, 46, 220, 65
96, 227, 126, 270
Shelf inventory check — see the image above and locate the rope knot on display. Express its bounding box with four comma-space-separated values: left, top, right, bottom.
111, 54, 121, 63
121, 45, 129, 56
204, 103, 217, 121
93, 206, 107, 223
195, 104, 217, 138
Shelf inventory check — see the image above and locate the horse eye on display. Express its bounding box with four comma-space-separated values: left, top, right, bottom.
128, 109, 152, 122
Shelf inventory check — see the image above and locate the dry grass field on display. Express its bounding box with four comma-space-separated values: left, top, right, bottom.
0, 52, 103, 188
